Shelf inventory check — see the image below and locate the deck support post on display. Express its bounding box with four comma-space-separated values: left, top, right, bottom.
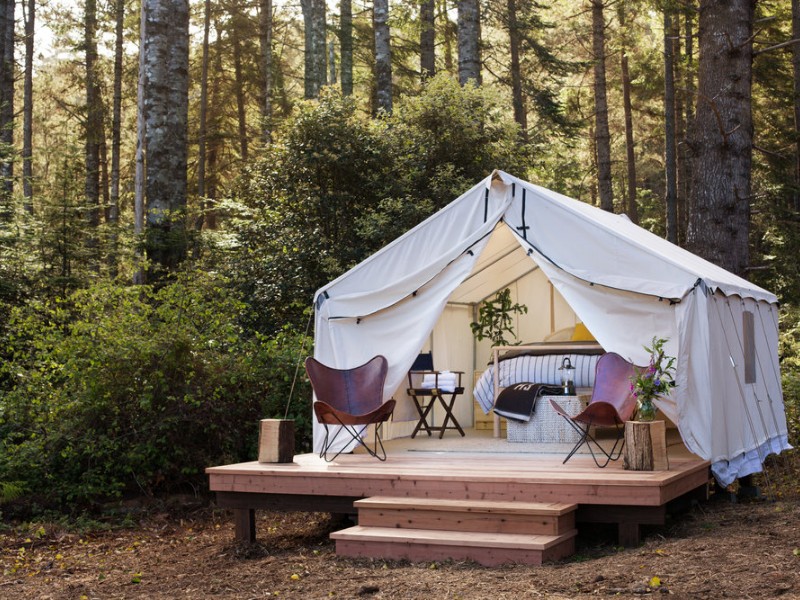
234, 508, 256, 542
617, 522, 640, 546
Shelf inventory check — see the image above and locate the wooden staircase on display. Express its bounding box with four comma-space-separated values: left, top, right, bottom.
330, 496, 578, 566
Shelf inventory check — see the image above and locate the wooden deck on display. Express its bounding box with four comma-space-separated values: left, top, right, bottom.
207, 438, 710, 561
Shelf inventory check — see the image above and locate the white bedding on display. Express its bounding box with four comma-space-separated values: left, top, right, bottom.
474, 352, 602, 414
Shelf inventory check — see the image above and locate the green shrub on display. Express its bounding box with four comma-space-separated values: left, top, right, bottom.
229, 76, 527, 333
0, 272, 312, 510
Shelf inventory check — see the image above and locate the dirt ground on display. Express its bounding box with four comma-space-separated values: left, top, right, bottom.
2, 456, 799, 600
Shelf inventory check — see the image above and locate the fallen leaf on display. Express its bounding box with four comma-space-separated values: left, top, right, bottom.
649, 576, 662, 588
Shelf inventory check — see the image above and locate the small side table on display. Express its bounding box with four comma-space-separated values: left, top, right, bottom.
623, 420, 669, 471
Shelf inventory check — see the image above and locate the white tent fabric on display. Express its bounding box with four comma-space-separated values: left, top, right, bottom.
311, 171, 790, 486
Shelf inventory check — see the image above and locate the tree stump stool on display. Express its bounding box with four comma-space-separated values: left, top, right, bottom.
623, 420, 669, 471
258, 418, 295, 463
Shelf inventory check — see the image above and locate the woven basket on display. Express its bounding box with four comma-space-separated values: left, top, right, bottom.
507, 395, 585, 444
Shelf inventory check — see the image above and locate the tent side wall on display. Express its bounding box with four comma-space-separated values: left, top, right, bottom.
698, 293, 789, 485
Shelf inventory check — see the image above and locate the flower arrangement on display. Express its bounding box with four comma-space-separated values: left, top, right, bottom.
630, 336, 677, 421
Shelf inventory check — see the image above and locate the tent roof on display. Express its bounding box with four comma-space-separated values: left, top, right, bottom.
499, 173, 777, 304
315, 172, 777, 317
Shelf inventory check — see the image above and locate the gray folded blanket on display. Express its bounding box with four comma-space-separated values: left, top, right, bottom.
493, 383, 565, 423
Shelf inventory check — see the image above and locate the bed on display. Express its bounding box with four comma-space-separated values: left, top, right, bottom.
473, 341, 605, 415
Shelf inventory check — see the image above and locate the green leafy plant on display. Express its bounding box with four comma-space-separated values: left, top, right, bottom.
470, 288, 528, 347
0, 270, 313, 511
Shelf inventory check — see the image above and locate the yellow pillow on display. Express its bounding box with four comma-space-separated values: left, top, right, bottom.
571, 322, 596, 341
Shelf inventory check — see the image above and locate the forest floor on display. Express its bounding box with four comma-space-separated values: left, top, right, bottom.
1, 454, 799, 600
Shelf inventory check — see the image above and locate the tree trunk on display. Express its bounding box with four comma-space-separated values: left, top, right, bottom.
108, 0, 122, 277
328, 40, 337, 84
793, 0, 800, 211
204, 31, 223, 231
682, 3, 694, 231
686, 0, 754, 277
22, 0, 33, 213
85, 0, 103, 236
507, 0, 526, 132
672, 14, 686, 243
231, 9, 248, 161
259, 0, 273, 140
110, 0, 124, 232
457, 0, 481, 85
591, 0, 613, 212
374, 0, 392, 113
664, 8, 678, 243
340, 0, 353, 95
143, 0, 190, 273
0, 0, 14, 204
134, 0, 146, 284
618, 2, 638, 224
442, 0, 455, 73
301, 0, 327, 99
197, 0, 210, 231
420, 0, 435, 79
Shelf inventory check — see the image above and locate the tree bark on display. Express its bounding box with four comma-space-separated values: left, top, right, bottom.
110, 0, 124, 232
340, 0, 353, 95
664, 8, 678, 243
231, 7, 248, 161
22, 0, 34, 213
442, 0, 455, 73
258, 0, 273, 140
672, 14, 686, 243
793, 0, 800, 211
0, 0, 14, 204
197, 0, 210, 231
374, 0, 393, 113
457, 0, 481, 85
134, 0, 146, 284
328, 40, 337, 84
682, 3, 694, 230
85, 0, 103, 236
301, 0, 327, 99
143, 0, 190, 273
623, 420, 668, 471
618, 2, 638, 224
420, 0, 435, 79
591, 0, 613, 212
686, 0, 754, 277
507, 0, 526, 132
204, 29, 223, 231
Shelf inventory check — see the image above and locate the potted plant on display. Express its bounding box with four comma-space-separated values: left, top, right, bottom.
630, 336, 676, 421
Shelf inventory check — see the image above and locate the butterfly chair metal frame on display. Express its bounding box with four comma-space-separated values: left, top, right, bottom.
306, 355, 396, 462
406, 352, 465, 439
549, 352, 637, 468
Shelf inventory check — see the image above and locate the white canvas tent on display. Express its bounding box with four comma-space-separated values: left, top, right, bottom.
311, 171, 790, 485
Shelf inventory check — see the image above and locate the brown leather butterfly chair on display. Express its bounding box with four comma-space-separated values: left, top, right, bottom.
305, 355, 396, 462
550, 352, 637, 468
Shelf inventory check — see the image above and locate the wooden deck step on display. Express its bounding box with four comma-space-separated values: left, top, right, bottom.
331, 525, 577, 566
354, 496, 576, 536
